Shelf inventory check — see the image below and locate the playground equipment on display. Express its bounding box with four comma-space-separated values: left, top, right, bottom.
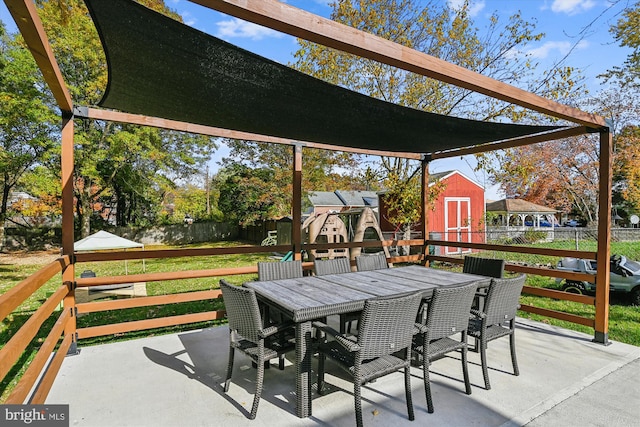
302, 207, 390, 264
302, 212, 349, 261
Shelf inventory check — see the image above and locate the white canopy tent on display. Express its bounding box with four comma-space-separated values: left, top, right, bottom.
74, 230, 145, 274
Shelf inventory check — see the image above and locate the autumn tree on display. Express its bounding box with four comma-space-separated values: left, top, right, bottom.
293, 0, 582, 233
600, 2, 640, 217
10, 166, 62, 227
34, 0, 218, 236
614, 126, 640, 212
479, 137, 600, 222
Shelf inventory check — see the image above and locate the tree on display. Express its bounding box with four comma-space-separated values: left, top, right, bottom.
34, 0, 219, 236
0, 22, 58, 249
221, 140, 371, 221
293, 0, 583, 231
382, 169, 446, 254
11, 166, 62, 227
215, 163, 281, 226
614, 125, 640, 210
601, 1, 640, 88
479, 136, 600, 222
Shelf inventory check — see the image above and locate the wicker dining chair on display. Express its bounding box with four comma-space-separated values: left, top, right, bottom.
462, 256, 505, 278
219, 280, 295, 419
355, 252, 388, 271
468, 274, 526, 390
412, 282, 478, 413
314, 291, 424, 427
313, 257, 351, 276
313, 257, 358, 334
257, 260, 304, 281
257, 260, 306, 358
463, 256, 506, 313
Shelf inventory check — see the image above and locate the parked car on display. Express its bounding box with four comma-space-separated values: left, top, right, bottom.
563, 219, 580, 227
556, 255, 640, 305
524, 220, 557, 227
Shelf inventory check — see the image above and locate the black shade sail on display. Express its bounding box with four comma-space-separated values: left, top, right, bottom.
85, 0, 563, 154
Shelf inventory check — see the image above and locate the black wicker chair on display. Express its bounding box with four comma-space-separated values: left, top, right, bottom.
463, 256, 505, 315
462, 256, 505, 278
412, 282, 478, 413
219, 280, 295, 419
355, 252, 388, 271
257, 259, 303, 339
314, 291, 424, 427
468, 274, 526, 390
314, 258, 359, 334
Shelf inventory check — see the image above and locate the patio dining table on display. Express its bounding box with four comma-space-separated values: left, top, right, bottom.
243, 264, 492, 418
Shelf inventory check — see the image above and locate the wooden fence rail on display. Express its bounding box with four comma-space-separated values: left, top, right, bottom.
1, 258, 71, 404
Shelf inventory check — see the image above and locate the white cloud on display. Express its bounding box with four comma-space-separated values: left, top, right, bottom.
526, 39, 589, 59
180, 11, 195, 27
215, 18, 284, 41
448, 0, 486, 17
550, 0, 596, 15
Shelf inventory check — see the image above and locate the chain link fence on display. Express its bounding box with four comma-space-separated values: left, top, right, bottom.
427, 227, 640, 297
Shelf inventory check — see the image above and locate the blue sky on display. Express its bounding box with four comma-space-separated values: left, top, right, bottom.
0, 0, 632, 198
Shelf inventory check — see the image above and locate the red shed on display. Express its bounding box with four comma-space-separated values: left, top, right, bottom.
378, 170, 486, 255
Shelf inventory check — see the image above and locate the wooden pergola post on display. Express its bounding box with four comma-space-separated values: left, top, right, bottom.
61, 112, 77, 353
594, 129, 613, 344
421, 155, 430, 266
292, 144, 303, 261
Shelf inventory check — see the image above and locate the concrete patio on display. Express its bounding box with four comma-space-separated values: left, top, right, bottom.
46, 317, 640, 426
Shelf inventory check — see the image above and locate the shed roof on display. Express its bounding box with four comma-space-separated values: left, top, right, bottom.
486, 198, 556, 213
308, 191, 378, 208
84, 0, 564, 155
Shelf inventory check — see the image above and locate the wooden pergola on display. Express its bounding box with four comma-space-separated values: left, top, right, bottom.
2, 1, 613, 402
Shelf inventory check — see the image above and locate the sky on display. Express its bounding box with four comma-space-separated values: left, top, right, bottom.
0, 0, 633, 199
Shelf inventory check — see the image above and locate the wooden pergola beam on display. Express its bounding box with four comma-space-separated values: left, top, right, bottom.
4, 0, 73, 112
191, 0, 607, 128
76, 107, 422, 159
429, 126, 592, 160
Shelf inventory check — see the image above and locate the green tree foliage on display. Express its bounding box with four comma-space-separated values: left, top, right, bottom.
382, 169, 446, 230
292, 0, 583, 230
215, 163, 281, 226
221, 141, 373, 223
0, 22, 58, 248
33, 0, 218, 236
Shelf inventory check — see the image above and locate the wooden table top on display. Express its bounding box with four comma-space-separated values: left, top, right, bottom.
244, 265, 490, 322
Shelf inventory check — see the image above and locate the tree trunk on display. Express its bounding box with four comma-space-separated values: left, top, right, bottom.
77, 183, 92, 239
1, 180, 12, 252
402, 223, 412, 256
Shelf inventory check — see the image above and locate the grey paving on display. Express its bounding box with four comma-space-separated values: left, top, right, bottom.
46, 318, 640, 426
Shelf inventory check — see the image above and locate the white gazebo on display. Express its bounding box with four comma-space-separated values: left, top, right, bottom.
486, 198, 558, 228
